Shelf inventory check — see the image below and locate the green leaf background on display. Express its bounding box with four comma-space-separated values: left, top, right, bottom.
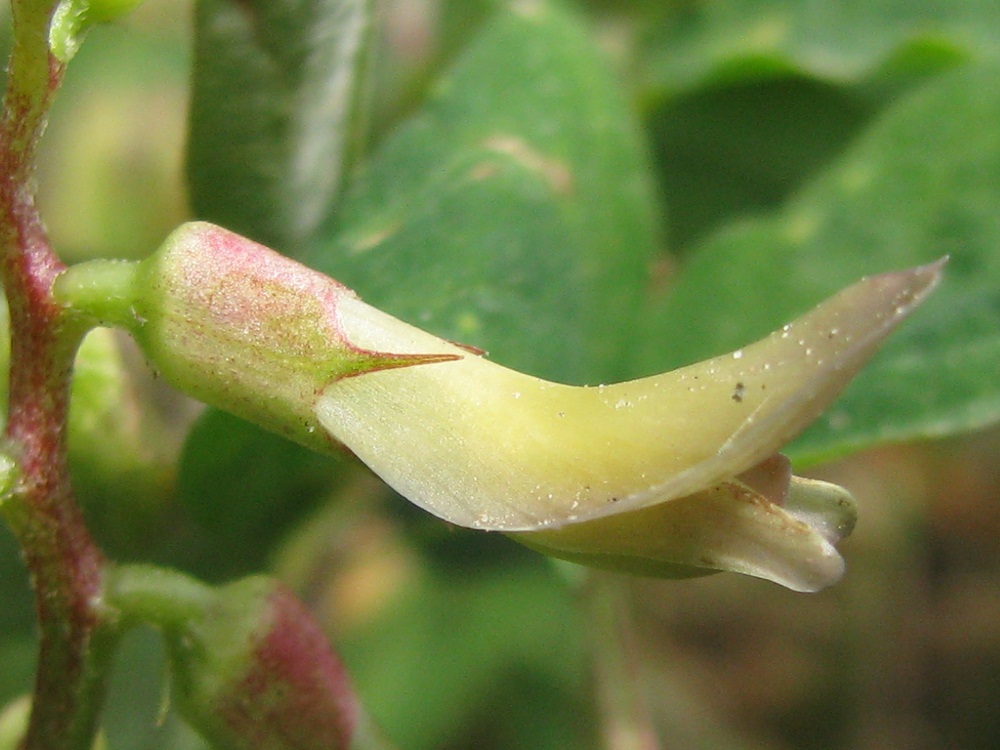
308, 1, 662, 385
638, 61, 1000, 464
187, 0, 373, 251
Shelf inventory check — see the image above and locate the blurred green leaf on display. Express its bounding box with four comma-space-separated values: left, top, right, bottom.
641, 0, 1000, 96
187, 0, 373, 251
0, 527, 34, 640
0, 638, 35, 708
436, 0, 500, 63
633, 62, 1000, 464
39, 16, 189, 262
640, 0, 1000, 251
648, 75, 873, 251
339, 559, 588, 750
0, 527, 35, 709
176, 410, 340, 578
308, 0, 663, 384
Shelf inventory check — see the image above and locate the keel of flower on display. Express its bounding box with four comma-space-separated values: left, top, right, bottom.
516, 455, 858, 592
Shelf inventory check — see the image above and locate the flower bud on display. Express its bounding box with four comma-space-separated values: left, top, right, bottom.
161, 576, 358, 750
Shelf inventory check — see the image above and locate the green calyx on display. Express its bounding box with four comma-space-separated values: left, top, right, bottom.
54, 222, 457, 453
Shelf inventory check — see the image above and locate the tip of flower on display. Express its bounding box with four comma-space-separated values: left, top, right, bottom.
862, 256, 945, 320
611, 258, 945, 522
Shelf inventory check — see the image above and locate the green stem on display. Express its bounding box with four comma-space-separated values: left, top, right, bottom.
52, 258, 141, 328
0, 3, 111, 749
106, 564, 214, 631
586, 573, 662, 750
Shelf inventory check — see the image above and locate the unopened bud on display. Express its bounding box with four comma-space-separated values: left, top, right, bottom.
108, 568, 360, 750
170, 577, 358, 750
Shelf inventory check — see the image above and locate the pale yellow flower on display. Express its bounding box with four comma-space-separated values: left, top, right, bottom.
57, 222, 942, 591
317, 259, 941, 590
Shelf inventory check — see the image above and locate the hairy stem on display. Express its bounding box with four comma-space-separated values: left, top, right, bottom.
0, 2, 110, 749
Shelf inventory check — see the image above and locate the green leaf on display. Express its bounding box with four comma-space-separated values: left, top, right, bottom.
187, 0, 373, 251
648, 75, 874, 251
175, 410, 340, 577
641, 0, 1000, 96
634, 62, 1000, 464
307, 0, 663, 384
339, 559, 588, 750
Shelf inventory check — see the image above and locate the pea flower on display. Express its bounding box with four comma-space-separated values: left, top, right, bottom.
56, 223, 942, 591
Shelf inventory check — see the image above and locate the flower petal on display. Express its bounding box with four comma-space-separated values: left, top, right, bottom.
515, 473, 856, 592
316, 262, 941, 530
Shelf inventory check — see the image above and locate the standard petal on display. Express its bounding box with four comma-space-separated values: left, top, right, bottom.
316, 261, 941, 531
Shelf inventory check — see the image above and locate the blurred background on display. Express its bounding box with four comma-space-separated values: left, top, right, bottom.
2, 2, 1000, 749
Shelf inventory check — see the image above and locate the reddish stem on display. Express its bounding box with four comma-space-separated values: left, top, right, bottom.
0, 4, 110, 749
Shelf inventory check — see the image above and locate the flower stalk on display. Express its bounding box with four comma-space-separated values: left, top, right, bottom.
585, 574, 661, 750
0, 3, 114, 749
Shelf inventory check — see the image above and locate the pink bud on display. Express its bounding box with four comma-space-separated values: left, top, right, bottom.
167, 577, 358, 750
